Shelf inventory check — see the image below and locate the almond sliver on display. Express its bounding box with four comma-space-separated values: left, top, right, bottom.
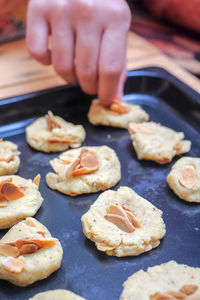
33, 174, 41, 188
126, 211, 141, 228
179, 165, 198, 189
96, 242, 115, 252
19, 243, 40, 255
45, 111, 61, 131
0, 244, 20, 257
173, 142, 182, 151
104, 214, 135, 233
180, 285, 198, 295
1, 183, 24, 201
47, 137, 73, 144
129, 123, 154, 135
110, 102, 129, 114
2, 256, 26, 273
106, 204, 127, 218
80, 150, 99, 169
167, 291, 185, 299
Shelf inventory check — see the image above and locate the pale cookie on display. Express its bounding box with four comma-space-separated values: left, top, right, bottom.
0, 175, 43, 229
88, 99, 149, 128
167, 157, 200, 203
26, 111, 86, 152
81, 186, 166, 257
0, 217, 63, 287
29, 289, 86, 300
0, 139, 20, 175
46, 146, 121, 196
128, 122, 191, 164
120, 260, 200, 300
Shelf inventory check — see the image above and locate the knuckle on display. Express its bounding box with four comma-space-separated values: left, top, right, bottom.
51, 0, 69, 14
27, 46, 47, 61
100, 66, 121, 78
75, 0, 95, 20
78, 67, 96, 81
108, 3, 131, 25
55, 65, 74, 77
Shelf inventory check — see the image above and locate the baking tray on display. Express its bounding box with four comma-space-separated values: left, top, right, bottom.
0, 67, 200, 300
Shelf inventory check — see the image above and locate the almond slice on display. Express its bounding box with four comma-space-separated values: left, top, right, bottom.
60, 159, 71, 165
180, 285, 198, 295
37, 231, 46, 238
2, 256, 26, 273
14, 238, 56, 251
19, 243, 40, 255
179, 165, 198, 189
110, 102, 129, 114
150, 292, 174, 300
0, 244, 20, 257
96, 242, 115, 252
156, 157, 172, 164
45, 111, 61, 131
25, 218, 38, 228
104, 214, 135, 233
47, 137, 73, 144
33, 174, 41, 188
129, 123, 154, 135
167, 291, 186, 299
125, 210, 141, 228
1, 182, 24, 201
106, 204, 127, 218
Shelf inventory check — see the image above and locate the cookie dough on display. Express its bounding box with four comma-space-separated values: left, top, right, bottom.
0, 175, 43, 229
167, 157, 200, 203
29, 289, 86, 300
46, 146, 121, 196
120, 261, 200, 300
88, 99, 149, 128
81, 186, 166, 257
128, 122, 191, 164
0, 139, 20, 175
0, 217, 63, 287
26, 111, 86, 152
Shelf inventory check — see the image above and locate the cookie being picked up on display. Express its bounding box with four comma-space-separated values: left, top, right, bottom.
88, 99, 149, 128
0, 139, 20, 176
46, 146, 121, 196
26, 111, 86, 152
167, 157, 200, 203
128, 122, 191, 164
81, 186, 166, 257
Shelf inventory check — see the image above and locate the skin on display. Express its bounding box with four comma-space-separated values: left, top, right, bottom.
26, 0, 131, 105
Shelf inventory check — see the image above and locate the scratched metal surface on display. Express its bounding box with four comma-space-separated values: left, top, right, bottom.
0, 68, 200, 300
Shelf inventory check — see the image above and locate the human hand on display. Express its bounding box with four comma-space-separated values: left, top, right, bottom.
26, 0, 131, 105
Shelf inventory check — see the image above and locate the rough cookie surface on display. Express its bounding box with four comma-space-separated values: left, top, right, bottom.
0, 140, 20, 175
0, 218, 63, 287
128, 122, 191, 164
81, 186, 166, 257
167, 157, 200, 203
88, 99, 149, 128
0, 175, 43, 229
29, 289, 86, 300
120, 261, 200, 300
26, 111, 86, 152
46, 146, 121, 196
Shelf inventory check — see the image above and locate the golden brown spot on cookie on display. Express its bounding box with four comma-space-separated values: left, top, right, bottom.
105, 204, 140, 233
33, 174, 41, 188
129, 123, 154, 135
69, 149, 99, 177
156, 157, 172, 164
96, 242, 115, 252
0, 244, 20, 257
1, 182, 24, 201
2, 256, 26, 273
45, 111, 61, 131
173, 142, 182, 151
179, 165, 198, 189
109, 102, 130, 115
167, 291, 186, 299
180, 285, 198, 295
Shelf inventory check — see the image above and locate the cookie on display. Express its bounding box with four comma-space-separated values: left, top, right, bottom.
29, 289, 86, 300
81, 186, 166, 257
46, 146, 121, 196
0, 175, 43, 229
167, 157, 200, 203
0, 217, 63, 287
0, 139, 20, 175
26, 111, 86, 152
120, 261, 200, 300
88, 99, 149, 128
128, 122, 191, 164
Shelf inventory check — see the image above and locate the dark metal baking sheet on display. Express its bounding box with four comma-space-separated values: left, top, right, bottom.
0, 68, 200, 300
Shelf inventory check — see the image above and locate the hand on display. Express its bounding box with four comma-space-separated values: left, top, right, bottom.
26, 0, 131, 105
